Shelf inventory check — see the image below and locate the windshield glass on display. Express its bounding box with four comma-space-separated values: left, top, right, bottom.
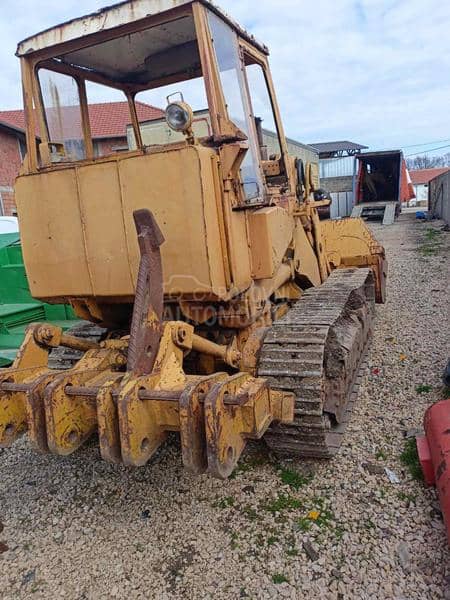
85, 81, 130, 157
131, 76, 210, 148
38, 68, 86, 161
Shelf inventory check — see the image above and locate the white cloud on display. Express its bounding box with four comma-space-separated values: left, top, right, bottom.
221, 0, 450, 150
0, 0, 448, 151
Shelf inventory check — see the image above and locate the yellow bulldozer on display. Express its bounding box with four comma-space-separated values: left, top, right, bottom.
0, 0, 387, 478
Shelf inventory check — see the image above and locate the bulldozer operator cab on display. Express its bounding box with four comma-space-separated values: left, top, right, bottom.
30, 1, 286, 194
15, 0, 298, 324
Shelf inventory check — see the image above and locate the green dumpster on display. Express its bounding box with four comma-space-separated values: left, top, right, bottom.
0, 232, 78, 366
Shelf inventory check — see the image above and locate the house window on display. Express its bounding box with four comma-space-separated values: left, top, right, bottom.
18, 138, 27, 161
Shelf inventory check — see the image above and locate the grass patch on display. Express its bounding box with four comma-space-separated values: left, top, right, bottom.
264, 494, 302, 513
400, 438, 423, 481
267, 535, 279, 546
272, 574, 289, 585
230, 531, 239, 550
425, 228, 441, 242
375, 448, 388, 461
297, 497, 335, 531
397, 491, 417, 503
420, 246, 440, 256
416, 384, 432, 394
230, 452, 272, 479
297, 516, 312, 532
214, 496, 235, 509
230, 464, 252, 479
418, 229, 443, 256
334, 525, 345, 541
285, 536, 299, 556
278, 467, 313, 490
313, 508, 334, 528
241, 505, 259, 521
443, 387, 450, 399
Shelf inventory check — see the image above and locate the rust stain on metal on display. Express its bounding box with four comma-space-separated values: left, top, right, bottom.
97, 376, 124, 464
179, 373, 227, 474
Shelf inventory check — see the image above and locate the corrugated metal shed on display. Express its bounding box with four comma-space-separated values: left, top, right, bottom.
309, 141, 368, 156
330, 192, 354, 219
319, 156, 355, 179
429, 170, 450, 225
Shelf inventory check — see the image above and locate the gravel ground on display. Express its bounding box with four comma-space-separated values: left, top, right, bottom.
0, 213, 449, 599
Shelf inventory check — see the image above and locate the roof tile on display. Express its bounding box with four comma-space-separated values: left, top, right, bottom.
410, 167, 450, 185
0, 101, 164, 139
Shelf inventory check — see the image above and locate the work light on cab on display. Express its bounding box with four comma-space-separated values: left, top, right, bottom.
165, 101, 193, 133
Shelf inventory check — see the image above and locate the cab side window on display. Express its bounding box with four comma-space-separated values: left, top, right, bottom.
245, 62, 282, 162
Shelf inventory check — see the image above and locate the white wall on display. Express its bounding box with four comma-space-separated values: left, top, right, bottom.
411, 183, 428, 206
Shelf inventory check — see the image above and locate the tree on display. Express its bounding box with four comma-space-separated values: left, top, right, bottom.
406, 153, 450, 170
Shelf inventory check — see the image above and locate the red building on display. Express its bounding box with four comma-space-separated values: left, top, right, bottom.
0, 102, 163, 216
0, 119, 27, 215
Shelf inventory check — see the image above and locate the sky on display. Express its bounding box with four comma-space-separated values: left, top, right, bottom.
0, 0, 449, 155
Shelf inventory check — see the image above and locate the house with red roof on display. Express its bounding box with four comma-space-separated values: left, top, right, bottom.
409, 167, 450, 207
0, 119, 27, 215
0, 101, 163, 216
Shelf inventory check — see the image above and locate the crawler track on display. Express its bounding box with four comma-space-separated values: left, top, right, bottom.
259, 268, 375, 458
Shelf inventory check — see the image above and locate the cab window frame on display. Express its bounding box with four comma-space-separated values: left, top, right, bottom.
24, 2, 286, 180
34, 64, 91, 165
241, 48, 287, 177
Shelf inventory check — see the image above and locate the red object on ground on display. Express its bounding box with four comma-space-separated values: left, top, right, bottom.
416, 436, 434, 485
417, 399, 450, 545
416, 435, 436, 485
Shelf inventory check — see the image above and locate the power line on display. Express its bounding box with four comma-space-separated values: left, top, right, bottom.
401, 138, 450, 149
405, 144, 450, 158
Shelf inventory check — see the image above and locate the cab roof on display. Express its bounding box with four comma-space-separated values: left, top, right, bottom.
16, 0, 268, 58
